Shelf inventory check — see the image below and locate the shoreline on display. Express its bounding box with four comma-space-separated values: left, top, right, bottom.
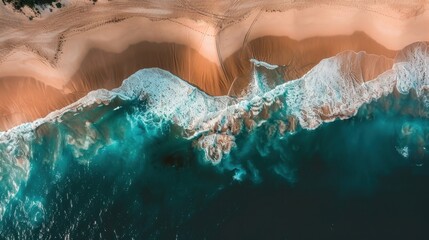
0, 1, 429, 130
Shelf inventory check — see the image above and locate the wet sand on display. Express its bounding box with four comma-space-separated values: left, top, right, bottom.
224, 32, 397, 95
0, 0, 428, 130
0, 77, 82, 130
0, 33, 399, 130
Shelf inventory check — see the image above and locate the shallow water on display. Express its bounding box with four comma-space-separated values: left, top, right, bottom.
0, 86, 428, 239
1, 43, 429, 239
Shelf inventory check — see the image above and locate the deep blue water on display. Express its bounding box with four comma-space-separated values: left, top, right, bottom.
1, 90, 429, 239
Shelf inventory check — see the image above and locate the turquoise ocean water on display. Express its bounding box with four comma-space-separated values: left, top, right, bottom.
1, 43, 429, 239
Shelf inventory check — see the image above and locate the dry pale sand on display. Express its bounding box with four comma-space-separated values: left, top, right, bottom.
0, 0, 428, 130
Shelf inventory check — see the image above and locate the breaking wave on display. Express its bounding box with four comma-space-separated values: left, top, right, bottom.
0, 42, 429, 238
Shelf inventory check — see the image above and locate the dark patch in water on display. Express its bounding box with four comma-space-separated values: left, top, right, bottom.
1, 91, 429, 239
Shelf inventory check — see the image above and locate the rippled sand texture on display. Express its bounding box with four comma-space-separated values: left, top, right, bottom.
0, 0, 428, 130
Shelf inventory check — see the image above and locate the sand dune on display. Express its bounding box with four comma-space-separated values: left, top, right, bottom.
0, 0, 428, 130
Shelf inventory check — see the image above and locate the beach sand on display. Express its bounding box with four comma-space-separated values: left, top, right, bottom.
0, 0, 428, 130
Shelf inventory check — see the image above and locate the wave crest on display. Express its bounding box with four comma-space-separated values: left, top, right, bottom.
1, 42, 429, 220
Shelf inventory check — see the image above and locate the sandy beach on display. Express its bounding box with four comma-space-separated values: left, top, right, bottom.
0, 0, 428, 130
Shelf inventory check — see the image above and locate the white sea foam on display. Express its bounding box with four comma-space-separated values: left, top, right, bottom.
280, 52, 397, 129
395, 43, 429, 96
396, 146, 409, 158
250, 59, 279, 70
0, 42, 428, 220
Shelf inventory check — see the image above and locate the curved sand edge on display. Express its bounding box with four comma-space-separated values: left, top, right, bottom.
0, 1, 428, 88
0, 0, 428, 129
